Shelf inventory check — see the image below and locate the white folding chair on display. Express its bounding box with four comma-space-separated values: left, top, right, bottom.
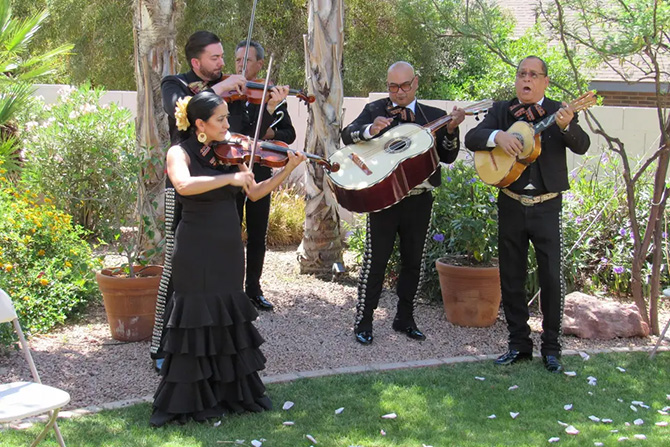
0, 288, 70, 447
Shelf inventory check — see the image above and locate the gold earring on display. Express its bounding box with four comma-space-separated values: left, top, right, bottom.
197, 132, 207, 143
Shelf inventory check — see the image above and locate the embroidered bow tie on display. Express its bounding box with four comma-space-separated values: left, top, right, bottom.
387, 104, 415, 123
510, 102, 546, 122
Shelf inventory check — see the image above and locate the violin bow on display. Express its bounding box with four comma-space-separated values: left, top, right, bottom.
241, 0, 259, 78
248, 54, 275, 171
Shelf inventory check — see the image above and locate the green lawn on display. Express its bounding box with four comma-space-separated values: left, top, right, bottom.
4, 352, 670, 446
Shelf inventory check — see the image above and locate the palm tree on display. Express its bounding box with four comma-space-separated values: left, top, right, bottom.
0, 0, 72, 168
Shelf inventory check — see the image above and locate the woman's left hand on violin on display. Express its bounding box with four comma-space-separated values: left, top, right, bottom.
286, 150, 307, 171
266, 85, 290, 114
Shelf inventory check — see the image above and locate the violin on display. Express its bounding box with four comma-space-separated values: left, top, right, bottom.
220, 76, 315, 105
212, 133, 339, 172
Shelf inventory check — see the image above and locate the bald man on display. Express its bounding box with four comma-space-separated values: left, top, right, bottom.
341, 61, 465, 346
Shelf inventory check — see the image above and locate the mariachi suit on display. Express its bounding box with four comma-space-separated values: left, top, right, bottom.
341, 97, 459, 333
236, 101, 296, 298
464, 97, 590, 356
150, 70, 273, 360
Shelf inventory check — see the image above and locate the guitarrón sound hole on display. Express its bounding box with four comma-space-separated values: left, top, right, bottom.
385, 137, 410, 154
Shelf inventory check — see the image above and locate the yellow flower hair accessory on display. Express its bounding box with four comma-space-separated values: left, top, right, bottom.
175, 96, 192, 131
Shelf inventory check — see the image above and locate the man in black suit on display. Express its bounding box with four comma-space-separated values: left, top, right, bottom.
464, 56, 590, 373
341, 61, 465, 345
234, 40, 296, 311
151, 31, 287, 368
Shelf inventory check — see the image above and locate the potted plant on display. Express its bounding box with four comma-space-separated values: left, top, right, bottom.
425, 159, 501, 327
94, 141, 164, 342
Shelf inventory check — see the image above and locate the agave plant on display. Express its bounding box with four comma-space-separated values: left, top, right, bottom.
0, 0, 72, 142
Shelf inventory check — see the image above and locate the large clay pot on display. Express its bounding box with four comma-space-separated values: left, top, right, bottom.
435, 257, 501, 327
95, 265, 162, 342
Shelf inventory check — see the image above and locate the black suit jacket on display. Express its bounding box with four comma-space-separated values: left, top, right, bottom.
340, 97, 459, 187
464, 97, 590, 192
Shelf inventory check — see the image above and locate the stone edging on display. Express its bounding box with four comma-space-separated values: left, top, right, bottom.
8, 345, 670, 428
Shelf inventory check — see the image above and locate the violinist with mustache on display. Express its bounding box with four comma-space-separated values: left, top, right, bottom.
234, 40, 296, 312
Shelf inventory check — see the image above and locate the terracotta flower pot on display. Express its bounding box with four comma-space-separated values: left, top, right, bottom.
435, 257, 501, 327
95, 265, 162, 342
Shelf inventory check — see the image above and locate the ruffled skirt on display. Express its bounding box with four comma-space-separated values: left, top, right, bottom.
150, 198, 272, 427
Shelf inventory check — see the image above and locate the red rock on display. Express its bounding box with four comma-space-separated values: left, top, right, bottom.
563, 292, 649, 339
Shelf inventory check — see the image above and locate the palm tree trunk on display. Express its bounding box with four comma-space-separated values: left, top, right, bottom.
297, 0, 345, 274
133, 0, 181, 261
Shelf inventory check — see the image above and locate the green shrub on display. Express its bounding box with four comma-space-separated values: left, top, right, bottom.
241, 185, 306, 246
18, 84, 137, 238
0, 167, 100, 345
563, 152, 667, 296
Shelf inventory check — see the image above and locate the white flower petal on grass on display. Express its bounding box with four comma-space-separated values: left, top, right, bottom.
380, 429, 386, 436
611, 429, 619, 433
625, 422, 631, 426
475, 376, 486, 381
564, 371, 577, 377
381, 413, 397, 419
306, 434, 317, 444
658, 410, 669, 416
616, 366, 626, 372
213, 420, 222, 427
588, 392, 594, 396
633, 434, 647, 440
282, 401, 294, 410
631, 401, 644, 406
565, 425, 579, 435
640, 404, 650, 409
558, 421, 569, 427
667, 394, 670, 400
602, 419, 613, 423
587, 376, 597, 386
589, 416, 601, 422
548, 437, 560, 443
510, 412, 519, 419
508, 385, 519, 391
251, 441, 262, 447
618, 398, 624, 403
579, 351, 590, 360
630, 405, 638, 412
663, 406, 670, 411
634, 418, 644, 425
564, 404, 573, 411
487, 414, 497, 419
617, 437, 629, 442
422, 445, 434, 447
594, 442, 604, 446
335, 407, 344, 415
283, 421, 295, 426
655, 421, 668, 426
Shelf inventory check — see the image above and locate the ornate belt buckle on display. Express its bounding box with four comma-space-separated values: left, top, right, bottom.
519, 195, 535, 206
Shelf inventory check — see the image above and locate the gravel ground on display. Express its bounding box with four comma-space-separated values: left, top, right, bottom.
0, 247, 667, 410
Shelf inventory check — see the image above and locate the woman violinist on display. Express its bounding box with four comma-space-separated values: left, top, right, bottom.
150, 90, 305, 427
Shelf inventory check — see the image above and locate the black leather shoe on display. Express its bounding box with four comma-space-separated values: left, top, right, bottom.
355, 330, 373, 345
392, 323, 426, 341
542, 355, 563, 373
494, 349, 533, 365
250, 295, 274, 310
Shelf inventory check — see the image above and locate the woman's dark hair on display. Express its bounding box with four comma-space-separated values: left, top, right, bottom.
187, 91, 224, 132
185, 31, 221, 68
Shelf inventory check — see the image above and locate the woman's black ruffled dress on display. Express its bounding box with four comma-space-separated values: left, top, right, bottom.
150, 137, 271, 427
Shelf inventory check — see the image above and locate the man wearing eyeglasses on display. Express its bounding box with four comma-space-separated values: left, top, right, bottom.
341, 61, 465, 346
464, 56, 590, 373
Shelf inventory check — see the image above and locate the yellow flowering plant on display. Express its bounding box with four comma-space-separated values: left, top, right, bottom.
0, 171, 99, 346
